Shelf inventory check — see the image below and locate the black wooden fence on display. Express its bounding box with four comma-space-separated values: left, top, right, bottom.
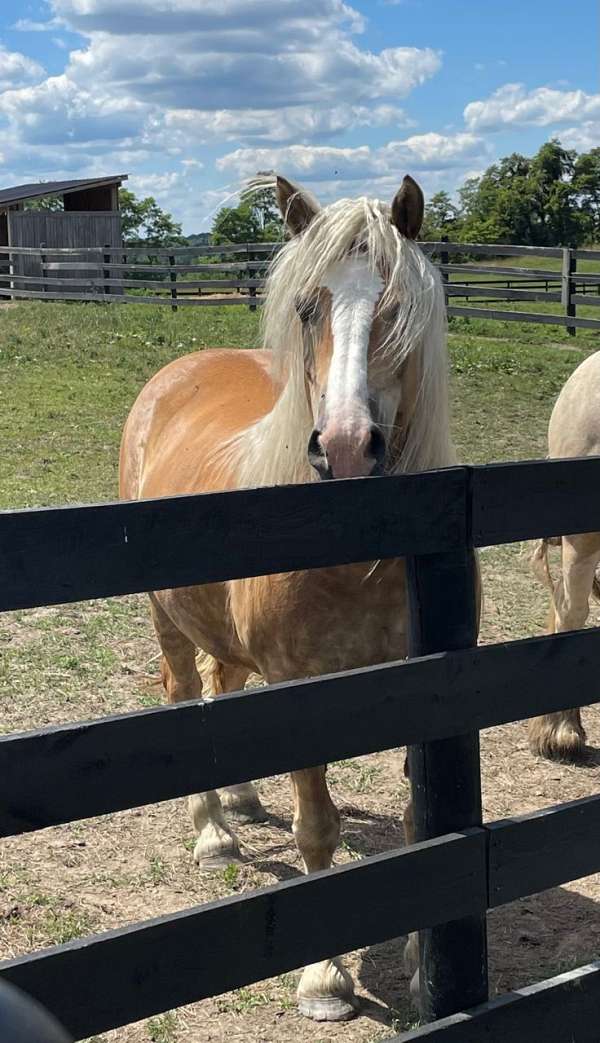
2, 241, 600, 334
2, 458, 600, 1040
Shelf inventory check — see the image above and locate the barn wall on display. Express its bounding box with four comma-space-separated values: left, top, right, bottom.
63, 185, 116, 211
8, 211, 122, 294
0, 214, 8, 287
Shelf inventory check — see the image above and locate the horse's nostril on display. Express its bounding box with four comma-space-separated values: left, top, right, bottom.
308, 429, 332, 478
368, 425, 386, 465
308, 429, 323, 459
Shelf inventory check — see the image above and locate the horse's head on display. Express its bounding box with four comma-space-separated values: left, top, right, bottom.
273, 174, 429, 481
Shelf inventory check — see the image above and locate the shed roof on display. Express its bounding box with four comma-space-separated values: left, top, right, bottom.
0, 175, 128, 208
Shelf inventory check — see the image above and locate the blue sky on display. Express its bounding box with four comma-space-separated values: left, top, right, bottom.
0, 0, 597, 232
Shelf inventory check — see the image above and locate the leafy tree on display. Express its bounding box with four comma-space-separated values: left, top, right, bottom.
211, 180, 283, 244
24, 193, 63, 212
421, 191, 463, 241
455, 141, 600, 247
573, 147, 600, 242
119, 189, 185, 246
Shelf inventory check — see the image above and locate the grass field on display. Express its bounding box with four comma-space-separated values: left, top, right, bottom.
2, 299, 600, 1043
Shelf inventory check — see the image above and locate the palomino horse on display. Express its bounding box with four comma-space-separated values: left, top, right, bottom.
120, 174, 454, 1020
531, 349, 600, 762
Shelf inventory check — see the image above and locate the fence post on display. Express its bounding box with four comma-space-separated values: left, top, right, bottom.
39, 242, 48, 295
103, 244, 111, 298
562, 245, 577, 338
406, 472, 488, 1022
440, 235, 449, 309
169, 255, 178, 312
248, 246, 257, 312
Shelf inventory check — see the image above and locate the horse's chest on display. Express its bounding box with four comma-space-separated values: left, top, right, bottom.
232, 561, 408, 681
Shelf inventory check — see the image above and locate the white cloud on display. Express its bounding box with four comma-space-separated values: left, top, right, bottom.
0, 0, 442, 183
217, 132, 489, 182
0, 45, 45, 92
51, 0, 366, 35
558, 122, 600, 152
464, 83, 600, 132
13, 18, 60, 32
0, 75, 146, 147
158, 103, 412, 147
62, 36, 439, 112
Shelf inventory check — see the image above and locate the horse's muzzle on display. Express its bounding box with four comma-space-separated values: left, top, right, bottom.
308, 425, 386, 480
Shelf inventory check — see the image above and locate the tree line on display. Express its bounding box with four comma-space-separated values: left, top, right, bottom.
211, 141, 600, 249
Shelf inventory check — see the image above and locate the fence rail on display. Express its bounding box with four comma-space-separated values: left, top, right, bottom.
2, 240, 600, 332
3, 456, 600, 1038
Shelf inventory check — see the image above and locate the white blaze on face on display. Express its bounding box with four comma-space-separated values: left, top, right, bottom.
321, 255, 383, 433
312, 255, 386, 478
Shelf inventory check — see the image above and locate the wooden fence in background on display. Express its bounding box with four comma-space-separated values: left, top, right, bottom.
2, 458, 600, 1039
1, 241, 600, 334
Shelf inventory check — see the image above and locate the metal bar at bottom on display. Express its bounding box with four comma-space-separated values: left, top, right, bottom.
406, 477, 488, 1022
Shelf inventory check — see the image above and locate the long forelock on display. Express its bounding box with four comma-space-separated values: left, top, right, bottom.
214, 194, 453, 489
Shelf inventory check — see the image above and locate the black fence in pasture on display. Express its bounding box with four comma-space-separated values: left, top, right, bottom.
2, 458, 600, 1039
2, 240, 600, 335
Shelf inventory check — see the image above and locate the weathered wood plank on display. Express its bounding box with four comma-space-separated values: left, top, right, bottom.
0, 287, 257, 306
2, 626, 600, 836
446, 284, 561, 303
571, 272, 600, 285
440, 263, 561, 279
0, 243, 279, 257
447, 304, 600, 329
0, 469, 466, 612
570, 293, 600, 307
397, 960, 600, 1041
472, 457, 600, 545
423, 242, 563, 258
9, 275, 265, 290
42, 261, 269, 272
488, 794, 600, 907
0, 832, 487, 1040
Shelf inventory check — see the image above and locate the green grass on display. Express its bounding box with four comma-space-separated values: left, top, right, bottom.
0, 301, 260, 508
1, 299, 598, 516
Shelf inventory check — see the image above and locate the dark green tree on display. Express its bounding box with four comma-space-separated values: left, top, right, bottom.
421, 191, 463, 240
24, 193, 63, 212
211, 180, 283, 244
455, 141, 598, 247
119, 189, 185, 246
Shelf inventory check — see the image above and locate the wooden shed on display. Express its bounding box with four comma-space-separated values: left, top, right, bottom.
0, 174, 128, 291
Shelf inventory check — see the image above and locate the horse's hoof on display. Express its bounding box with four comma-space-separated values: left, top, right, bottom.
529, 718, 587, 763
193, 837, 243, 869
225, 802, 268, 825
195, 853, 244, 870
298, 996, 358, 1022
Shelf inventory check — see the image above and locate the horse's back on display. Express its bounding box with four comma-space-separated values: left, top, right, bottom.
549, 350, 600, 458
120, 348, 277, 500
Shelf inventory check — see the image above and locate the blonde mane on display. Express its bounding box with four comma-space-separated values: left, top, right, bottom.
215, 185, 454, 489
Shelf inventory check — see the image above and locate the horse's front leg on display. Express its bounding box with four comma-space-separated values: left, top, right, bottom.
150, 594, 242, 868
291, 766, 358, 1022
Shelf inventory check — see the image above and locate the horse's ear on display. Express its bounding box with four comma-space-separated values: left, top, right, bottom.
276, 175, 320, 236
391, 175, 424, 240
